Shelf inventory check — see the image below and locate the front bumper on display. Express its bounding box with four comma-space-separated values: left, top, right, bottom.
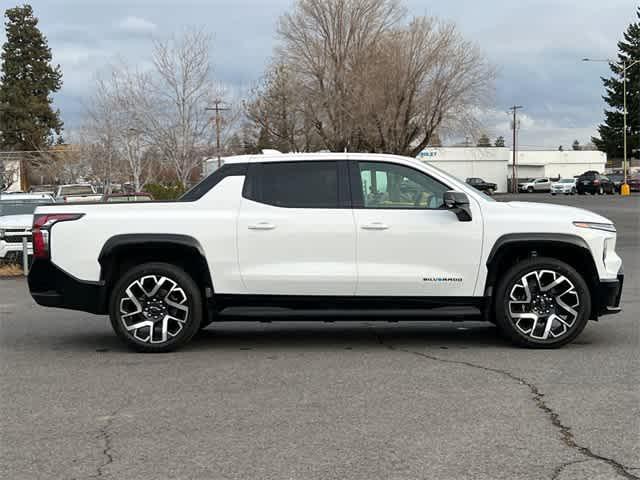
0, 239, 32, 259
595, 270, 624, 317
28, 259, 107, 314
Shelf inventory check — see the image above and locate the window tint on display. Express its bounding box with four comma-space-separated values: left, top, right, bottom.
246, 161, 339, 208
357, 161, 449, 209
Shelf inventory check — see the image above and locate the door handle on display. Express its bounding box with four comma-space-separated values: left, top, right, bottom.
361, 222, 389, 230
248, 222, 276, 230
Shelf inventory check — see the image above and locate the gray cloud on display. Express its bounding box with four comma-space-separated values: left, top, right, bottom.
1, 0, 633, 148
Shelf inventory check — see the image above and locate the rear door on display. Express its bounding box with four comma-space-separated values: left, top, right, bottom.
237, 160, 357, 295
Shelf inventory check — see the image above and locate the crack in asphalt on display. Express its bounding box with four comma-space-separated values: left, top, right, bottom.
89, 400, 130, 479
368, 327, 639, 480
551, 459, 590, 480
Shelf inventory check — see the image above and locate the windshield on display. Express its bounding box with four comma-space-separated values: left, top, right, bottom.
60, 185, 94, 195
0, 199, 52, 216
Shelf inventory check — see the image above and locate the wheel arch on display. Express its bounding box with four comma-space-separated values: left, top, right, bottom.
98, 234, 214, 312
485, 234, 600, 319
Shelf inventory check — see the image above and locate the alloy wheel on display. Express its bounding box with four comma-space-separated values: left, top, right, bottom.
119, 275, 190, 344
507, 269, 580, 341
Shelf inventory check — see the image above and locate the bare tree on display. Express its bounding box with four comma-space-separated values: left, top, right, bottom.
0, 156, 19, 192
263, 0, 494, 155
277, 0, 405, 151
246, 63, 322, 152
140, 29, 216, 186
358, 17, 495, 155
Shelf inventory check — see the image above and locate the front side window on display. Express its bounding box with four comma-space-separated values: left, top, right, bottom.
357, 161, 449, 209
245, 161, 339, 208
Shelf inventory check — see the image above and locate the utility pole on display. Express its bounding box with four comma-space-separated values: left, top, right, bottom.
622, 61, 628, 191
205, 100, 230, 169
509, 105, 523, 193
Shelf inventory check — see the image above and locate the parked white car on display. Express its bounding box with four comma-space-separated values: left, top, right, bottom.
518, 178, 552, 193
54, 184, 102, 203
0, 194, 54, 261
28, 153, 623, 352
550, 178, 577, 195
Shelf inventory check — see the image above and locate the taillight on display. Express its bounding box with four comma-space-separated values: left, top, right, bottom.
32, 214, 84, 259
593, 179, 600, 185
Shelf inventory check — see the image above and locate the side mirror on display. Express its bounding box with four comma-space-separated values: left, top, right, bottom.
443, 191, 472, 222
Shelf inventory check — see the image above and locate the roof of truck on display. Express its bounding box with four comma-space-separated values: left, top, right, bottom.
221, 151, 415, 165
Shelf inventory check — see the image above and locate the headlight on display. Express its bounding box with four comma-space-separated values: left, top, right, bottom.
573, 221, 616, 233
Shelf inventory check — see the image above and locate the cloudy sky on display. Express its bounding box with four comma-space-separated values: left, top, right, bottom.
1, 0, 634, 148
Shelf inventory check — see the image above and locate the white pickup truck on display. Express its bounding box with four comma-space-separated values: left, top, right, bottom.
28, 153, 623, 352
54, 184, 102, 203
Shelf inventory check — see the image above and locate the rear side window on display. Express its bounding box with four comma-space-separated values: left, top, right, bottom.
180, 163, 248, 201
244, 161, 340, 208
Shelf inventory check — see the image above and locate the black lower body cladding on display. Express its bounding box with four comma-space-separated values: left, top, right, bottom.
28, 259, 108, 314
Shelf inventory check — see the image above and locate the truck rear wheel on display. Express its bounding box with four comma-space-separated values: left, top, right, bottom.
494, 257, 591, 348
109, 262, 203, 352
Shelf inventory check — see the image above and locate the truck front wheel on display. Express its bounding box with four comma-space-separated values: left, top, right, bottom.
494, 257, 591, 348
109, 262, 203, 352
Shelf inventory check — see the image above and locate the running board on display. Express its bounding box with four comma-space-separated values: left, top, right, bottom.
218, 306, 483, 320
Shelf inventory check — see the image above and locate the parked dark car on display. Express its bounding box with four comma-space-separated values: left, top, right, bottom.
628, 174, 640, 192
466, 177, 497, 195
607, 173, 624, 192
576, 172, 615, 195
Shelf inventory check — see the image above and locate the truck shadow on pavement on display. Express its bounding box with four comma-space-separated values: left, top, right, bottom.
48, 318, 602, 353
190, 321, 513, 352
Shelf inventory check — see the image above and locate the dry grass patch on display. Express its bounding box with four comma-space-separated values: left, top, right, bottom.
0, 264, 23, 277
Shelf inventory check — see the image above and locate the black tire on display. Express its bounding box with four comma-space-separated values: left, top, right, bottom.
551, 193, 556, 196
527, 187, 534, 193
493, 257, 591, 348
109, 262, 203, 352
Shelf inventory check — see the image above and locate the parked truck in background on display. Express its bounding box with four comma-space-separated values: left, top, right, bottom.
54, 184, 102, 203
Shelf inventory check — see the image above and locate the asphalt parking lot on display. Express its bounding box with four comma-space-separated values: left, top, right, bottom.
1, 193, 638, 480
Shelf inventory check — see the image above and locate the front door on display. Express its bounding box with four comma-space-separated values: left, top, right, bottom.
352, 160, 483, 297
237, 160, 357, 296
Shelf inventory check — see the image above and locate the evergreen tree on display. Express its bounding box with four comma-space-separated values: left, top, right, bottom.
572, 140, 581, 150
592, 8, 639, 161
476, 133, 491, 147
494, 136, 505, 147
0, 4, 62, 151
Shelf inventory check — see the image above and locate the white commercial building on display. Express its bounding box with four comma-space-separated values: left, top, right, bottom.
417, 147, 510, 192
417, 148, 607, 193
508, 150, 607, 181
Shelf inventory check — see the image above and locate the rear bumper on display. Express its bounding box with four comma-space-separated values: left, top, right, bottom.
28, 259, 107, 314
595, 270, 624, 317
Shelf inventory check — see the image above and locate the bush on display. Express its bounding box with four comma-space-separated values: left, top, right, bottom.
144, 183, 186, 201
